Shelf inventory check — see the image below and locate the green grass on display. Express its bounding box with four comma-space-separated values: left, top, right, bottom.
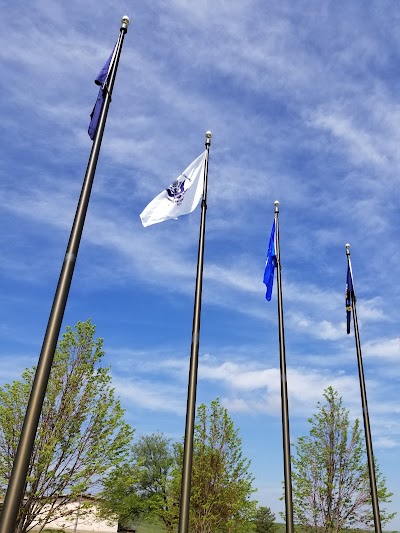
41, 527, 165, 533
43, 520, 390, 533
273, 525, 389, 533
129, 522, 167, 533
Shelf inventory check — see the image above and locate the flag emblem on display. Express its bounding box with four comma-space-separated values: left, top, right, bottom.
167, 179, 186, 202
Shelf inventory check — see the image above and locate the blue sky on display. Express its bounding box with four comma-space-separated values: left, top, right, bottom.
0, 0, 399, 528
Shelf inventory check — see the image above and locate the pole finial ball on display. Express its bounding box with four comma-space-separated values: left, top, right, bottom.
274, 200, 280, 206
206, 131, 212, 138
121, 15, 130, 26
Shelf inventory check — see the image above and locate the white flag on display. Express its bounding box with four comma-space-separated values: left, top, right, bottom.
140, 151, 206, 227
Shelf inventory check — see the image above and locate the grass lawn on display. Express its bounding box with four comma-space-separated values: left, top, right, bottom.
130, 522, 167, 533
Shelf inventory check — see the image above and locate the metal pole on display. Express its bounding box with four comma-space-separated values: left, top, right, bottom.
275, 201, 294, 533
0, 16, 130, 533
345, 244, 382, 533
178, 131, 212, 533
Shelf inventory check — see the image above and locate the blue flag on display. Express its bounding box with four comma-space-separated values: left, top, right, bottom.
263, 219, 277, 301
88, 44, 116, 140
346, 264, 355, 334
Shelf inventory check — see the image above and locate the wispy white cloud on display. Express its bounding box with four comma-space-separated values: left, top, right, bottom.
309, 111, 387, 167
111, 375, 185, 416
363, 337, 400, 361
109, 345, 400, 452
374, 437, 398, 449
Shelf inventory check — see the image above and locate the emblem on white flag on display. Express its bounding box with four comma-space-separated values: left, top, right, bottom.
140, 151, 206, 227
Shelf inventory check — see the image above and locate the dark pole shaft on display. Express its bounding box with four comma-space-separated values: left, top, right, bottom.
178, 133, 211, 533
275, 202, 294, 533
0, 19, 129, 533
347, 254, 382, 533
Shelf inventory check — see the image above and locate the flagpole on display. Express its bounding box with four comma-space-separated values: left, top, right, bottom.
178, 131, 212, 533
275, 201, 294, 533
345, 244, 382, 533
0, 16, 130, 533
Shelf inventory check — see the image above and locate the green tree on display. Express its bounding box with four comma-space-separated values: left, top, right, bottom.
100, 400, 256, 533
99, 433, 176, 531
290, 386, 394, 533
0, 320, 134, 533
133, 433, 176, 530
174, 398, 257, 533
96, 463, 144, 528
254, 506, 276, 533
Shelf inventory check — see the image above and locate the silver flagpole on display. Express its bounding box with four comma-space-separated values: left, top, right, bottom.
178, 131, 212, 533
275, 201, 294, 533
346, 244, 382, 533
0, 16, 130, 533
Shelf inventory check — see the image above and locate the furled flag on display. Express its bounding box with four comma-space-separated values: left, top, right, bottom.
88, 42, 118, 140
140, 151, 206, 227
263, 219, 277, 301
346, 263, 355, 334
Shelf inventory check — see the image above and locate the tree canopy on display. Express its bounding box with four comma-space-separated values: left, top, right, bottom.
181, 399, 256, 533
290, 386, 394, 533
0, 320, 134, 533
254, 506, 277, 533
99, 433, 176, 531
100, 399, 257, 533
